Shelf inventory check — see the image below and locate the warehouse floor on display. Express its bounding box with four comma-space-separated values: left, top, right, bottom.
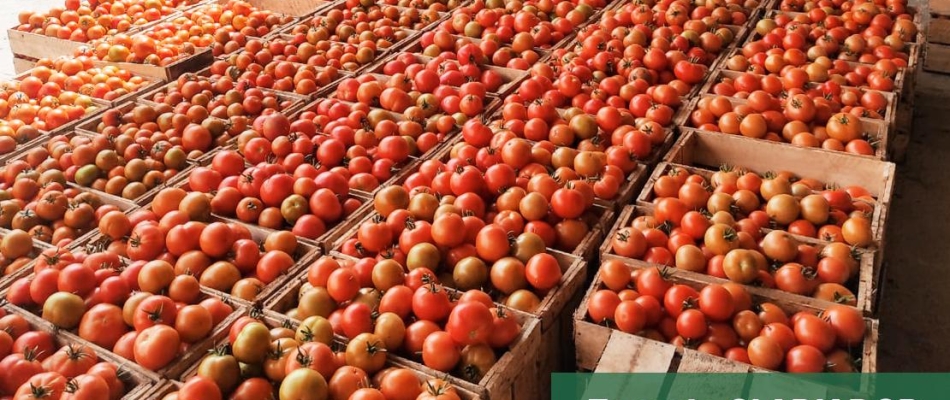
0, 0, 944, 372
876, 69, 950, 371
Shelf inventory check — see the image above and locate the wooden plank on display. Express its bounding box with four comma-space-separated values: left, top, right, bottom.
932, 0, 950, 16
7, 29, 85, 60
676, 350, 751, 372
242, 0, 338, 16
12, 56, 35, 74
593, 332, 677, 373
91, 48, 214, 81
924, 43, 950, 74
929, 18, 950, 45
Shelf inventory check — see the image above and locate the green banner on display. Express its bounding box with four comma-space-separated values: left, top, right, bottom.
552, 373, 950, 400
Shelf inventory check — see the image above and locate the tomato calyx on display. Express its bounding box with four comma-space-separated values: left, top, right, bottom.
143, 303, 168, 323
423, 377, 455, 396
63, 344, 92, 362
26, 383, 55, 399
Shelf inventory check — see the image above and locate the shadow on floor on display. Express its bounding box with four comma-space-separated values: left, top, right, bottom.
877, 69, 950, 371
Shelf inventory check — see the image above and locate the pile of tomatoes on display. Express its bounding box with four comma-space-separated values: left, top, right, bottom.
0, 309, 140, 399
0, 158, 132, 247
3, 244, 238, 372
332, 163, 590, 313
13, 0, 189, 42
183, 145, 367, 238
166, 312, 470, 400
0, 76, 100, 140
586, 261, 868, 372
706, 70, 893, 121
147, 74, 302, 131
688, 93, 879, 155
274, 254, 524, 380
644, 165, 878, 247
284, 2, 424, 55
209, 43, 343, 94
434, 0, 608, 70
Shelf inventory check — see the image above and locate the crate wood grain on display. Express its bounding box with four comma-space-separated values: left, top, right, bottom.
12, 56, 36, 74
933, 0, 950, 16
643, 129, 896, 253
90, 48, 214, 81
573, 257, 879, 374
602, 205, 880, 316
924, 43, 950, 74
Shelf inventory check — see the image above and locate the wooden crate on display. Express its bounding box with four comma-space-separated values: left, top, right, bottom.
924, 43, 950, 74
169, 308, 484, 399
1, 300, 215, 386
264, 251, 546, 400
929, 16, 950, 45
574, 259, 880, 374
90, 48, 215, 81
602, 205, 880, 316
699, 69, 900, 134
388, 311, 540, 400
1, 303, 160, 399
368, 42, 530, 98
933, 0, 950, 16
12, 56, 36, 74
640, 129, 896, 252
7, 30, 91, 61
137, 79, 308, 117
680, 94, 891, 161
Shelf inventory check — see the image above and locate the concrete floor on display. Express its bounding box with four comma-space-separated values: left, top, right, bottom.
0, 0, 946, 372
876, 68, 950, 371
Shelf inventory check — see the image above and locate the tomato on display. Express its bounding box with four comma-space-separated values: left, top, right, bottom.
488, 307, 520, 348
675, 309, 708, 340
445, 301, 493, 347
412, 284, 452, 322
785, 344, 826, 373
43, 344, 97, 379
793, 314, 836, 353
178, 376, 222, 400
13, 371, 67, 400
588, 290, 621, 324
231, 378, 275, 400
280, 368, 328, 400
0, 350, 45, 394
614, 301, 647, 334
370, 368, 417, 399
62, 373, 110, 400
747, 336, 783, 370
422, 331, 460, 372
611, 228, 647, 258
822, 305, 866, 346
233, 322, 271, 365
133, 295, 178, 331
133, 325, 181, 371
345, 333, 386, 374
698, 285, 735, 322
